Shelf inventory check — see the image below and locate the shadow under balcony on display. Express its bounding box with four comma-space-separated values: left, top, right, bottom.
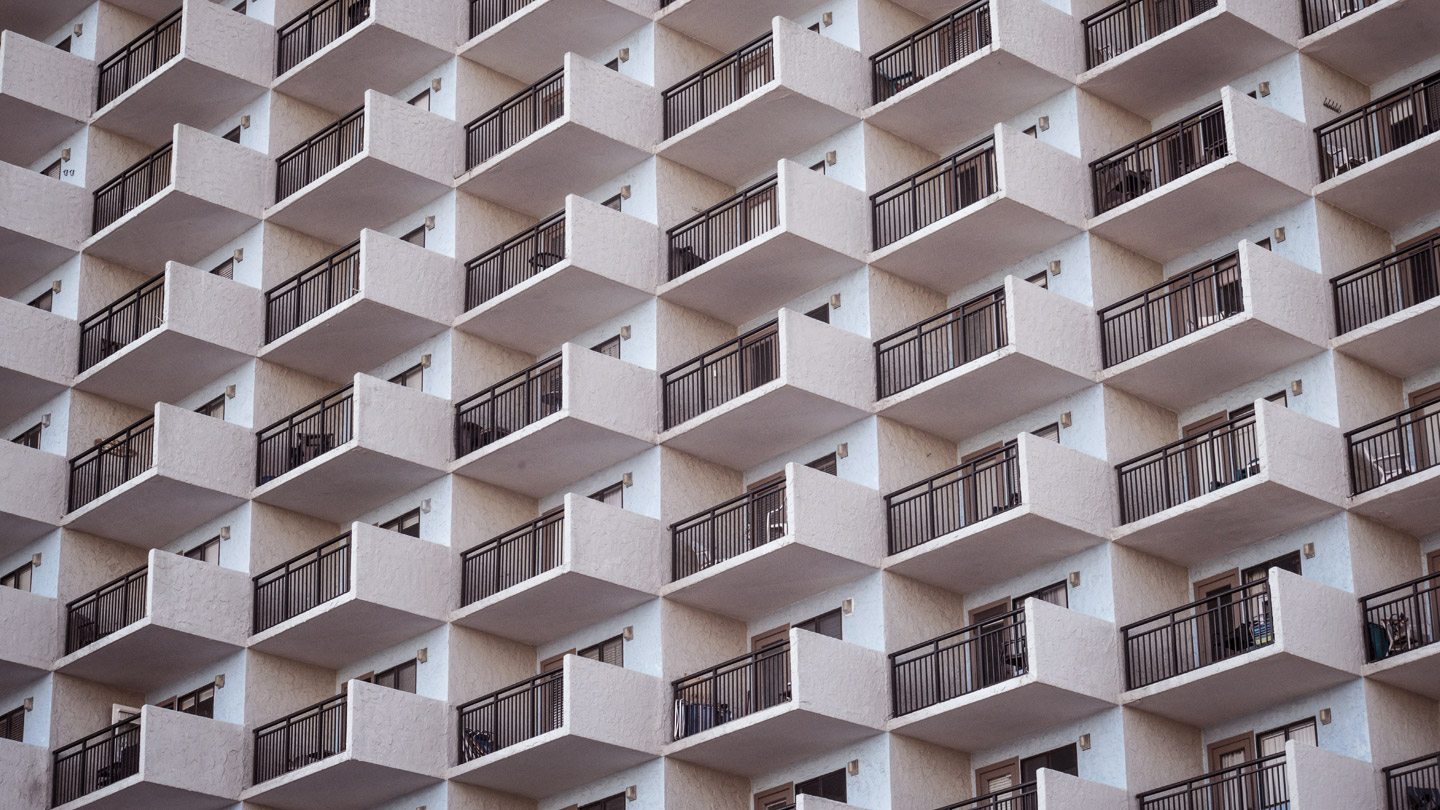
460, 0, 651, 84
1301, 0, 1440, 88
0, 161, 88, 296
656, 0, 818, 52
0, 30, 93, 166
1331, 235, 1440, 378
1361, 570, 1440, 700
0, 295, 77, 430
1345, 400, 1440, 537
0, 584, 58, 694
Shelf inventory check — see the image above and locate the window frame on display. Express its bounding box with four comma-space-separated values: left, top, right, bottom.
590, 481, 624, 508
794, 607, 843, 640
408, 89, 431, 111
578, 634, 624, 667
28, 289, 54, 311
592, 335, 622, 358
1, 562, 34, 592
378, 507, 422, 538
184, 536, 221, 565
0, 705, 24, 742
196, 395, 226, 420
158, 682, 216, 718
13, 422, 42, 448
389, 362, 424, 390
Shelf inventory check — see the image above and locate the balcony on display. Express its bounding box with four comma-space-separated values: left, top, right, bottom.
868, 126, 1086, 292
253, 374, 449, 522
0, 584, 57, 694
0, 294, 77, 429
54, 549, 248, 691
0, 737, 47, 810
73, 262, 261, 408
84, 124, 267, 273
1120, 570, 1360, 725
248, 523, 449, 668
452, 493, 662, 645
657, 160, 867, 325
0, 30, 93, 166
274, 0, 455, 114
1112, 399, 1345, 566
460, 0, 650, 84
655, 0, 818, 51
1078, 0, 1301, 118
259, 229, 458, 383
1139, 744, 1376, 810
1384, 752, 1440, 810
0, 442, 65, 553
1098, 241, 1329, 410
1331, 235, 1440, 378
866, 0, 1080, 154
450, 655, 663, 797
91, 0, 270, 146
63, 404, 253, 547
1300, 0, 1440, 86
456, 53, 657, 217
658, 309, 872, 469
657, 18, 867, 186
51, 706, 244, 810
451, 344, 656, 497
268, 90, 460, 243
455, 194, 659, 353
664, 628, 887, 775
0, 160, 87, 296
874, 276, 1097, 441
1088, 89, 1312, 263
242, 682, 446, 810
1345, 400, 1440, 537
1361, 571, 1440, 700
1314, 69, 1440, 232
929, 771, 1129, 810
660, 463, 883, 621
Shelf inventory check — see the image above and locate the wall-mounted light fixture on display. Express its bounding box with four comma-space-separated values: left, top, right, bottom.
30, 553, 41, 568
846, 759, 860, 775
1258, 81, 1271, 97
1060, 411, 1072, 428
1319, 708, 1332, 725
825, 150, 837, 166
822, 12, 833, 25
625, 785, 638, 800
214, 674, 226, 689
830, 293, 842, 309
424, 215, 435, 230
417, 647, 428, 663
431, 77, 442, 92
225, 384, 236, 398
841, 598, 854, 615
420, 498, 432, 513
618, 48, 630, 62
1303, 542, 1315, 559
73, 23, 83, 37
1079, 733, 1091, 750
1274, 226, 1286, 243
1291, 379, 1303, 396
61, 148, 71, 162
1069, 571, 1081, 587
1038, 116, 1050, 131
240, 115, 251, 129
620, 184, 632, 199
40, 413, 51, 427
50, 280, 62, 294
219, 526, 231, 540
620, 324, 632, 340
622, 625, 634, 641
1049, 259, 1061, 276
836, 442, 848, 458
233, 247, 244, 262
622, 472, 633, 487
420, 353, 432, 368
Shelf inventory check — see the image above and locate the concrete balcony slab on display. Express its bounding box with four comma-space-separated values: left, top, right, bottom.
0, 442, 66, 555
1332, 293, 1440, 380
1348, 462, 1440, 538
1314, 128, 1440, 233
656, 1, 816, 51
0, 295, 77, 428
0, 585, 58, 694
0, 738, 48, 810
0, 30, 93, 166
1299, 0, 1440, 86
460, 0, 650, 84
0, 161, 87, 296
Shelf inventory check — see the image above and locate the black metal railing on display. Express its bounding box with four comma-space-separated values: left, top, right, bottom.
256, 385, 355, 484
663, 33, 774, 138
1092, 102, 1227, 215
1332, 235, 1440, 335
1317, 70, 1440, 181
876, 286, 1007, 398
668, 175, 778, 280
885, 443, 1020, 555
1116, 411, 1259, 524
65, 565, 148, 654
265, 240, 362, 342
891, 607, 1027, 716
458, 670, 563, 761
872, 136, 997, 250
1385, 751, 1440, 810
52, 716, 142, 805
1346, 400, 1440, 495
97, 8, 182, 107
871, 0, 992, 104
671, 480, 786, 581
1123, 579, 1274, 690
93, 142, 173, 233
1302, 0, 1380, 35
661, 321, 778, 429
673, 643, 790, 738
464, 210, 566, 310
454, 354, 563, 456
276, 106, 365, 201
253, 693, 347, 783
277, 0, 370, 74
1362, 571, 1440, 664
468, 0, 535, 37
79, 275, 165, 372
1099, 251, 1242, 367
1137, 753, 1288, 810
465, 67, 564, 169
1082, 0, 1218, 69
460, 511, 564, 605
936, 783, 1039, 810
68, 415, 156, 511
252, 533, 352, 633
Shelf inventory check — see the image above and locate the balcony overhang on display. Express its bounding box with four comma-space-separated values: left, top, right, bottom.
663, 538, 875, 621
85, 185, 259, 273
1363, 642, 1440, 701
76, 326, 252, 408
456, 256, 655, 352
1348, 465, 1440, 538
0, 164, 88, 296
890, 676, 1114, 753
452, 413, 653, 497
0, 0, 91, 40
663, 702, 878, 777
457, 122, 650, 219
453, 565, 654, 645
55, 618, 239, 691
0, 31, 93, 166
0, 586, 56, 693
274, 17, 453, 115
64, 470, 248, 548
248, 593, 446, 669
241, 756, 441, 810
1299, 0, 1440, 86
265, 153, 453, 245
459, 0, 650, 84
660, 381, 867, 470
1332, 296, 1440, 379
254, 444, 447, 523
449, 731, 656, 797
1314, 132, 1440, 232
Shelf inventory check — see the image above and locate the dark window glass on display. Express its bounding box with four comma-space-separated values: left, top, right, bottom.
379, 508, 421, 538
810, 159, 827, 175
56, 37, 71, 52
1023, 126, 1038, 138
796, 769, 846, 801
579, 794, 626, 810
591, 482, 623, 508
196, 395, 226, 420
211, 257, 235, 278
806, 453, 837, 475
1026, 270, 1049, 289
1021, 743, 1078, 782
592, 335, 622, 358
1, 563, 33, 592
390, 363, 424, 390
0, 706, 24, 741
807, 22, 821, 32
1032, 423, 1060, 443
795, 608, 843, 640
1015, 581, 1068, 609
162, 683, 216, 718
13, 423, 42, 448
604, 58, 620, 71
42, 160, 62, 179
222, 126, 241, 143
602, 193, 623, 211
805, 303, 830, 323
1258, 718, 1317, 756
185, 537, 221, 564
232, 0, 246, 12
409, 90, 430, 111
371, 659, 418, 693
578, 635, 624, 667
1244, 551, 1302, 583
402, 225, 427, 247
28, 289, 53, 310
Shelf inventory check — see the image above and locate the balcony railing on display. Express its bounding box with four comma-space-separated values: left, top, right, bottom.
1092, 102, 1227, 215
1082, 0, 1218, 69
891, 606, 1027, 716
875, 285, 1007, 398
1099, 251, 1242, 367
1332, 235, 1440, 335
885, 443, 1020, 555
1302, 0, 1381, 36
97, 8, 182, 107
277, 0, 371, 74
79, 275, 165, 372
661, 320, 778, 430
464, 210, 566, 310
871, 135, 998, 249
464, 67, 564, 169
69, 415, 156, 511
65, 564, 148, 654
1345, 400, 1440, 495
1385, 751, 1440, 810
1116, 410, 1258, 524
253, 693, 347, 783
93, 142, 173, 233
1317, 69, 1440, 181
276, 106, 365, 201
256, 384, 355, 484
1123, 579, 1273, 690
667, 174, 778, 280
1362, 571, 1439, 664
52, 715, 142, 806
460, 510, 564, 605
871, 0, 992, 104
458, 670, 563, 761
671, 479, 786, 581
468, 0, 535, 37
454, 354, 563, 456
673, 643, 790, 739
663, 33, 774, 138
937, 783, 1039, 810
1137, 753, 1288, 810
252, 532, 352, 633
265, 240, 362, 342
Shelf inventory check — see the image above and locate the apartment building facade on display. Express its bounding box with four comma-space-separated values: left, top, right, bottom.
1, 0, 1439, 809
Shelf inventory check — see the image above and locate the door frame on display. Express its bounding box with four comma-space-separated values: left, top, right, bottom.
975, 757, 1021, 796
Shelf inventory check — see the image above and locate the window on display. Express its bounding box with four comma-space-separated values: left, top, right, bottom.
590, 481, 623, 508
1032, 422, 1060, 443
232, 0, 246, 12
602, 193, 623, 211
196, 395, 226, 420
1021, 743, 1078, 781
1243, 550, 1302, 583
0, 705, 23, 742
805, 303, 830, 323
592, 335, 621, 358
28, 289, 53, 311
185, 537, 221, 564
160, 683, 215, 718
1, 562, 33, 592
409, 89, 430, 111
379, 508, 421, 538
807, 22, 821, 32
401, 225, 426, 248
754, 784, 794, 810
211, 257, 234, 279
1258, 717, 1317, 756
604, 58, 620, 71
1228, 390, 1287, 422
578, 635, 624, 667
806, 452, 838, 475
1256, 237, 1272, 251
1015, 581, 1068, 610
42, 159, 62, 179
810, 159, 827, 175
1023, 125, 1038, 137
390, 363, 424, 390
1026, 270, 1049, 289
13, 423, 42, 448
222, 126, 241, 143
579, 794, 626, 810
56, 36, 71, 52
795, 608, 842, 640
796, 768, 846, 802
370, 659, 418, 693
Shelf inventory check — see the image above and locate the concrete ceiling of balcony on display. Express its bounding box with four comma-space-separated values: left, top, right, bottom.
457, 123, 651, 218
656, 0, 814, 51
56, 779, 236, 810
1314, 134, 1440, 232
1121, 647, 1354, 727
455, 260, 655, 354
85, 189, 260, 275
274, 23, 454, 116
449, 733, 655, 798
1364, 646, 1440, 702
252, 444, 446, 523
661, 540, 875, 621
265, 156, 452, 245
1332, 296, 1440, 379
1347, 465, 1440, 539
75, 328, 252, 409
452, 416, 654, 498
0, 367, 69, 437
93, 59, 268, 148
54, 621, 238, 692
248, 595, 446, 669
258, 296, 449, 384
0, 0, 91, 40
1299, 0, 1440, 85
889, 678, 1114, 753
664, 706, 877, 776
241, 757, 441, 810
0, 227, 79, 298
64, 472, 248, 548
0, 97, 87, 168
460, 0, 650, 85
452, 567, 654, 646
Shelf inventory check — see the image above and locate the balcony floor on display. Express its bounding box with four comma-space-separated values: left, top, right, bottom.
659, 382, 867, 470
452, 567, 653, 646
54, 620, 238, 692
274, 22, 453, 116
889, 676, 1114, 752
85, 187, 260, 275
248, 594, 447, 669
1314, 132, 1440, 232
1332, 296, 1440, 379
1347, 464, 1440, 538
241, 755, 440, 810
448, 732, 654, 798
266, 155, 452, 245
664, 702, 877, 776
1363, 643, 1440, 701
1121, 645, 1354, 727
451, 415, 653, 498
253, 444, 446, 523
93, 58, 267, 147
457, 122, 651, 218
259, 296, 449, 385
660, 539, 875, 621
75, 328, 251, 409
64, 471, 247, 548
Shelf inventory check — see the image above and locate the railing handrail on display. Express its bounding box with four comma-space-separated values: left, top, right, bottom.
1120, 578, 1269, 634
1344, 399, 1439, 441
460, 510, 564, 561
92, 141, 174, 211
870, 135, 997, 205
1383, 750, 1440, 777
456, 668, 563, 713
96, 7, 183, 101
53, 714, 142, 757
276, 0, 370, 73
672, 641, 789, 691
891, 605, 1025, 660
1137, 752, 1286, 802
68, 413, 156, 470
79, 275, 166, 335
1114, 409, 1257, 472
251, 531, 352, 585
1091, 100, 1224, 169
872, 0, 990, 67
884, 443, 1015, 509
276, 104, 365, 169
466, 209, 566, 272
666, 173, 780, 241
65, 563, 148, 613
1361, 569, 1440, 610
659, 319, 779, 386
1097, 250, 1241, 320
1331, 233, 1440, 293
454, 353, 562, 411
662, 30, 775, 106
668, 478, 786, 533
254, 692, 347, 737
255, 383, 356, 439
463, 65, 565, 135
265, 239, 363, 300
936, 781, 1038, 810
1315, 68, 1440, 138
873, 284, 1008, 349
